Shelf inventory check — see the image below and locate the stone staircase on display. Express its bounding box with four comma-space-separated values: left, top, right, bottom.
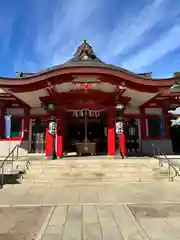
20, 156, 172, 186
0, 159, 31, 187
0, 158, 30, 174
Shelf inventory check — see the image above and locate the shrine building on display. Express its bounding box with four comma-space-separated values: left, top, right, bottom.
0, 40, 180, 157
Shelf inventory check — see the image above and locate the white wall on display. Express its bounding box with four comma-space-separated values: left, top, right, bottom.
0, 140, 28, 157
142, 139, 173, 155
30, 108, 46, 115
124, 108, 140, 114
145, 108, 162, 115
7, 108, 24, 116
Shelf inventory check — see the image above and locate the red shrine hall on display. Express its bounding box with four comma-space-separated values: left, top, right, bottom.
0, 40, 180, 157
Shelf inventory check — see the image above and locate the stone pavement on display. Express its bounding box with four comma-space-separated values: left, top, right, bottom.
1, 182, 180, 239
0, 157, 180, 239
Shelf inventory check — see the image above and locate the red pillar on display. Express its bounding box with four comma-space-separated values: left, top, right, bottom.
140, 108, 146, 140
45, 121, 53, 157
120, 133, 126, 156
23, 108, 30, 140
107, 108, 116, 156
0, 106, 5, 138
57, 114, 64, 157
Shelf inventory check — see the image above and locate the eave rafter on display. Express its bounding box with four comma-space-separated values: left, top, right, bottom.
140, 93, 161, 108
45, 81, 59, 102
7, 90, 30, 108
140, 91, 180, 108
0, 91, 30, 108
115, 82, 126, 102
40, 89, 131, 108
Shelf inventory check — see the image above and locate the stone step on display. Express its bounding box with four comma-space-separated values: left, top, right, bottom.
27, 167, 155, 172
28, 167, 158, 171
27, 169, 154, 173
26, 173, 156, 179
30, 158, 155, 162
29, 163, 158, 168
20, 158, 169, 186
31, 158, 155, 161
26, 177, 167, 182
26, 172, 154, 178
28, 163, 158, 169
29, 156, 153, 160
23, 169, 168, 179
1, 160, 30, 175
21, 175, 168, 185
24, 173, 155, 180
26, 169, 157, 176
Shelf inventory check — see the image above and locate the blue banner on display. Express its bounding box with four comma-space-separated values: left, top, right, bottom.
5, 115, 11, 138
160, 117, 165, 136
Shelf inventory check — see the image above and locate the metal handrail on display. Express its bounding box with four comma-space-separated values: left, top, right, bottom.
152, 143, 160, 158
0, 144, 20, 188
152, 144, 180, 181
161, 154, 180, 182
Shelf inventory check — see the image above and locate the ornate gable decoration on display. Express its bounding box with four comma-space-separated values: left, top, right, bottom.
73, 40, 97, 61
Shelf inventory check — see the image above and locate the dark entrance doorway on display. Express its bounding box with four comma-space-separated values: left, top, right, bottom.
117, 119, 141, 156
30, 119, 46, 153
87, 119, 107, 154
64, 114, 107, 155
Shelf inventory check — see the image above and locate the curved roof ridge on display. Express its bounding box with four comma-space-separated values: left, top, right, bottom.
0, 40, 177, 87
0, 65, 177, 83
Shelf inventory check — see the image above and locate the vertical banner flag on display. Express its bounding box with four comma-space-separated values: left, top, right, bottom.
5, 115, 11, 138
160, 116, 165, 136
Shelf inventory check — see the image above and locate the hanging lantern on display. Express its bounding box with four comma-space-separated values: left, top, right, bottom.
116, 103, 124, 110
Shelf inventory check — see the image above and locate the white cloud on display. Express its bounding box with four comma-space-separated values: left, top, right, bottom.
9, 0, 180, 75
104, 0, 168, 59
169, 107, 180, 115
0, 8, 16, 51
34, 0, 102, 66
121, 24, 180, 71
12, 0, 103, 72
13, 50, 39, 73
169, 107, 180, 126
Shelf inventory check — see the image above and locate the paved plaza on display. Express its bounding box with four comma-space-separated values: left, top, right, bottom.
1, 181, 180, 239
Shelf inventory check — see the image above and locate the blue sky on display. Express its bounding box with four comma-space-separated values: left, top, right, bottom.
0, 0, 180, 78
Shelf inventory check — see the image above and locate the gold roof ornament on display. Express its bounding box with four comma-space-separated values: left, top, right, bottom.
73, 39, 96, 60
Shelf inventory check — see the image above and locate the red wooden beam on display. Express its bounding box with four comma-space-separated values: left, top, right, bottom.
115, 83, 126, 101
3, 65, 172, 93
140, 93, 161, 108
7, 91, 30, 108
40, 90, 131, 107
45, 81, 60, 103
57, 103, 109, 110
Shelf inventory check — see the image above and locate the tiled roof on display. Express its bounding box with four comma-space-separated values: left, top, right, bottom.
15, 41, 154, 80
